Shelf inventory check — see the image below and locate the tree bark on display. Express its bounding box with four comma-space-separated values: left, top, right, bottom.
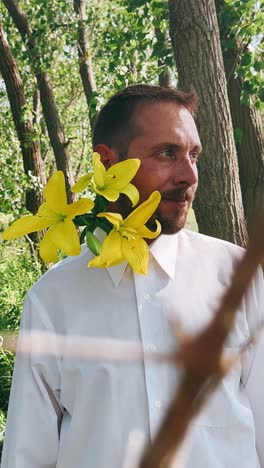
33, 87, 41, 127
2, 0, 75, 203
225, 60, 264, 225
169, 0, 248, 247
73, 0, 97, 129
215, 0, 264, 225
0, 22, 45, 214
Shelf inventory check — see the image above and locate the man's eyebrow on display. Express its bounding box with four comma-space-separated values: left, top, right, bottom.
150, 142, 203, 153
150, 143, 179, 151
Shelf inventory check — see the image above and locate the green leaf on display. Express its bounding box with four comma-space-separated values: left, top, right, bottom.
80, 227, 87, 244
241, 91, 251, 106
243, 80, 254, 93
259, 88, 264, 103
240, 53, 251, 67
236, 67, 246, 77
253, 61, 263, 72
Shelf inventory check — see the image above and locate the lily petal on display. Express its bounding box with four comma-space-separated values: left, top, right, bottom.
1, 215, 52, 240
39, 228, 60, 263
106, 159, 140, 190
65, 198, 94, 218
93, 186, 119, 201
122, 237, 149, 275
92, 153, 106, 188
97, 212, 123, 228
138, 220, 161, 239
37, 202, 58, 219
124, 191, 161, 229
88, 230, 124, 268
120, 183, 139, 207
71, 174, 93, 193
44, 171, 67, 212
48, 218, 81, 257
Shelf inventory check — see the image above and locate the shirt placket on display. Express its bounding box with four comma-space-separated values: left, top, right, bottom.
133, 256, 176, 441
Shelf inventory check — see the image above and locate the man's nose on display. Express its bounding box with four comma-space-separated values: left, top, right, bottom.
173, 156, 198, 187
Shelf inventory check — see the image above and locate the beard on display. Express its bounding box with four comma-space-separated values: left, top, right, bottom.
148, 185, 197, 235
157, 206, 189, 234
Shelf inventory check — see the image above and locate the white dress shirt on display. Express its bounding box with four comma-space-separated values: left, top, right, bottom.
1, 229, 264, 468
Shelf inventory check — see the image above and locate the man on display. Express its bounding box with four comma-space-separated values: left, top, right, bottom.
1, 84, 264, 467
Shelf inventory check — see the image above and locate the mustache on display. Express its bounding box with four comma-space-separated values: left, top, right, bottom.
161, 186, 195, 203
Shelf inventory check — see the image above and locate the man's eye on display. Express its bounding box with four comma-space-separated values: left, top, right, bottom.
159, 149, 175, 159
190, 152, 199, 163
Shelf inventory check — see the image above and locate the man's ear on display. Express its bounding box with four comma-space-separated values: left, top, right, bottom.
93, 144, 119, 170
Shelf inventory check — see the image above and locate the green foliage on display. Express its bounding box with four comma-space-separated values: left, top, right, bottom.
0, 103, 46, 217
0, 241, 41, 331
0, 351, 15, 414
0, 0, 175, 217
218, 0, 264, 109
86, 0, 174, 96
0, 108, 28, 216
0, 409, 6, 455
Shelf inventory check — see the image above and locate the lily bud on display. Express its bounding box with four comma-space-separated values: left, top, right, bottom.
86, 231, 102, 256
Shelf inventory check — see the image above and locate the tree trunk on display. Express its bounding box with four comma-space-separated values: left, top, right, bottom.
0, 22, 45, 214
2, 0, 75, 203
169, 0, 247, 247
73, 0, 97, 129
35, 71, 75, 199
215, 0, 264, 225
225, 59, 264, 225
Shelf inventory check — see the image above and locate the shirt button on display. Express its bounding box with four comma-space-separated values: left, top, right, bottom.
154, 400, 162, 409
143, 293, 150, 301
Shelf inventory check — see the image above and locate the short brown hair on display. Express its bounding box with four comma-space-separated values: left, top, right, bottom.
92, 84, 197, 157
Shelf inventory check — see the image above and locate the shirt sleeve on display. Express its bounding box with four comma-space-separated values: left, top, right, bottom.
243, 267, 264, 468
1, 291, 63, 468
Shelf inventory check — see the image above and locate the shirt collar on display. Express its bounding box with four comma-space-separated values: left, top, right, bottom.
96, 227, 179, 288
149, 232, 178, 280
107, 261, 128, 289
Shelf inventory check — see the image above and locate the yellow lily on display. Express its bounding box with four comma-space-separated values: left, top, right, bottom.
1, 171, 94, 263
88, 191, 161, 275
71, 152, 140, 207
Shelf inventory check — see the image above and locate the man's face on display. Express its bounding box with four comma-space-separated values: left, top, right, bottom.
123, 102, 202, 234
